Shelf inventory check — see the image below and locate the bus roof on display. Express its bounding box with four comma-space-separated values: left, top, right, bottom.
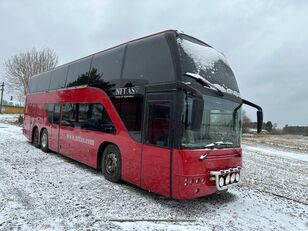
31, 29, 178, 79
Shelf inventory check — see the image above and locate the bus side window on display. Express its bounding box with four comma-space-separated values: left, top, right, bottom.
45, 104, 54, 123
90, 45, 125, 83
61, 103, 77, 127
112, 97, 143, 141
146, 102, 171, 148
81, 103, 116, 134
53, 105, 61, 125
49, 65, 69, 91
66, 57, 92, 88
77, 104, 89, 127
122, 35, 175, 83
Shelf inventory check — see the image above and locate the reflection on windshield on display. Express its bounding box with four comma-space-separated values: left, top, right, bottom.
181, 94, 242, 149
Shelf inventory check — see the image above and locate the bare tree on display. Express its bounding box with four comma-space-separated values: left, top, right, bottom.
4, 48, 58, 97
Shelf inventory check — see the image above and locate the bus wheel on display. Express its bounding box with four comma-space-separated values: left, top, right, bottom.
102, 144, 121, 182
32, 127, 40, 148
40, 129, 49, 152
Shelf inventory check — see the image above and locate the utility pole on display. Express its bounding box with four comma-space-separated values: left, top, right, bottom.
0, 82, 4, 114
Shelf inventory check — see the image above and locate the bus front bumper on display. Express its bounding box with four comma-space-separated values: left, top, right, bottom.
210, 166, 241, 191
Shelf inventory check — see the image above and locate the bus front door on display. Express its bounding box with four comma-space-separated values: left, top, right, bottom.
141, 92, 175, 197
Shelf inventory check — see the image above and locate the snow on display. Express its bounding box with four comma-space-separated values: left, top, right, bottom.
0, 114, 21, 124
178, 38, 240, 98
0, 115, 307, 230
178, 38, 228, 71
242, 138, 308, 205
185, 72, 240, 97
242, 144, 308, 162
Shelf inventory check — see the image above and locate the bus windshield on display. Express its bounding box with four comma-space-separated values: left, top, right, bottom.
181, 94, 242, 149
177, 34, 240, 97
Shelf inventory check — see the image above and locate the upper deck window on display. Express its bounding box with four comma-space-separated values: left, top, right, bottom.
177, 34, 240, 96
89, 46, 125, 84
122, 35, 175, 83
66, 57, 92, 88
29, 72, 51, 93
49, 65, 69, 90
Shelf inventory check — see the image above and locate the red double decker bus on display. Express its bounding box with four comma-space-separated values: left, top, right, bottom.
23, 30, 262, 199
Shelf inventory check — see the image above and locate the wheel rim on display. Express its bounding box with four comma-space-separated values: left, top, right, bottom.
41, 133, 48, 148
105, 152, 118, 174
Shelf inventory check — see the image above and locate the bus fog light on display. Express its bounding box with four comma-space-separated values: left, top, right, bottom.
230, 173, 236, 183
235, 173, 240, 182
219, 177, 224, 187
225, 174, 230, 185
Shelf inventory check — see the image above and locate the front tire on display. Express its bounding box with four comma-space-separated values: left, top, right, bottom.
40, 129, 49, 152
102, 144, 121, 182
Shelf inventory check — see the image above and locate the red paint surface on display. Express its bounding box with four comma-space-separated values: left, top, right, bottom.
24, 87, 243, 200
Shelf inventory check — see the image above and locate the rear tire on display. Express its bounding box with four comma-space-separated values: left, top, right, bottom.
40, 129, 49, 152
32, 127, 40, 148
101, 144, 121, 182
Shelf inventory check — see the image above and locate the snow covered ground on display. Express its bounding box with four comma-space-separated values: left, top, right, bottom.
0, 115, 307, 230
0, 114, 21, 124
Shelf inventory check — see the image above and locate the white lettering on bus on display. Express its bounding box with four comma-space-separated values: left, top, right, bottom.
115, 86, 139, 96
66, 134, 95, 146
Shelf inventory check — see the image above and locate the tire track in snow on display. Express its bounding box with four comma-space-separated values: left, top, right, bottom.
241, 142, 308, 205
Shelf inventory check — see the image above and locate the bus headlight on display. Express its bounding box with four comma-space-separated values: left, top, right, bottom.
235, 173, 240, 182
225, 174, 230, 185
219, 177, 224, 187
230, 173, 236, 183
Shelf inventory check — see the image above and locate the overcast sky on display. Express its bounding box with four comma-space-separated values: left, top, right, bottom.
0, 0, 307, 127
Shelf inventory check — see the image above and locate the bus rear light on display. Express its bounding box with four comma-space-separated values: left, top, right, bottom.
201, 178, 205, 184
195, 179, 199, 184
189, 179, 193, 185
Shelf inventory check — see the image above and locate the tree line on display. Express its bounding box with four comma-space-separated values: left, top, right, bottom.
243, 111, 308, 136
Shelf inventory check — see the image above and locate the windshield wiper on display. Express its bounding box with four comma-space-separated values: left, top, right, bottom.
204, 141, 233, 149
184, 72, 224, 96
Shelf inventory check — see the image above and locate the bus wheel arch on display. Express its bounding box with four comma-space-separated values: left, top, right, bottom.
40, 128, 49, 152
98, 142, 122, 183
32, 126, 40, 148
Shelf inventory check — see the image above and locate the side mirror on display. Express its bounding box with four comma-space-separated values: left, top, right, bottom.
257, 110, 263, 133
242, 99, 263, 133
191, 98, 204, 130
